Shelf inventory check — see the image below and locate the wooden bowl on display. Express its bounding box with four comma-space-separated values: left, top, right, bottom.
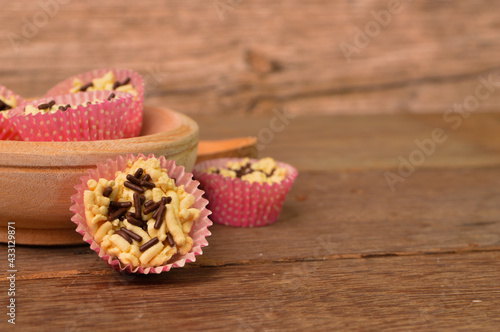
0, 106, 256, 245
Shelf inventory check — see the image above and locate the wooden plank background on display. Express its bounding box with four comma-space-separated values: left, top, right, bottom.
1, 0, 499, 116
2, 113, 500, 330
2, 2, 500, 330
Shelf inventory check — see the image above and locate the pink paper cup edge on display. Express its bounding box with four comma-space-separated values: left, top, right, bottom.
9, 91, 133, 142
0, 85, 26, 141
193, 158, 298, 227
70, 153, 213, 274
45, 68, 144, 138
0, 114, 19, 141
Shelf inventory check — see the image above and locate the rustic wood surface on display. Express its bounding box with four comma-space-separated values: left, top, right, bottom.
1, 113, 500, 330
1, 1, 500, 116
1, 0, 500, 330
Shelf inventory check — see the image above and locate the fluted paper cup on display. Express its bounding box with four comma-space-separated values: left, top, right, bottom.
0, 85, 25, 141
9, 91, 132, 142
70, 153, 212, 274
193, 158, 298, 227
46, 68, 144, 138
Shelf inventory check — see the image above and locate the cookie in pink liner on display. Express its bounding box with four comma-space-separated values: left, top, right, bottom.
45, 68, 144, 138
9, 90, 133, 142
70, 153, 212, 274
193, 158, 298, 227
0, 85, 26, 140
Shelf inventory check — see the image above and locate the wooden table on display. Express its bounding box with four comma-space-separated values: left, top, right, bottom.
2, 112, 500, 330
2, 0, 500, 117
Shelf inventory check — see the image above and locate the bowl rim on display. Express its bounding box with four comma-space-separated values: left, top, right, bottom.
0, 106, 199, 167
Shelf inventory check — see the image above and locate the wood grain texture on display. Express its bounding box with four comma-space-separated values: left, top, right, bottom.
2, 251, 499, 331
1, 1, 500, 326
6, 168, 500, 273
6, 169, 500, 277
197, 137, 258, 163
6, 112, 500, 245
197, 112, 500, 171
1, 113, 500, 330
1, 1, 499, 116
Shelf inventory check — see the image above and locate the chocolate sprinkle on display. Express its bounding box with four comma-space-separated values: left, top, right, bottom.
115, 230, 132, 244
110, 201, 132, 209
153, 205, 166, 230
121, 77, 131, 86
142, 174, 151, 182
140, 195, 146, 204
164, 196, 172, 204
126, 213, 143, 227
57, 104, 72, 112
139, 237, 159, 252
232, 162, 254, 178
0, 99, 11, 111
37, 103, 48, 110
124, 181, 145, 193
134, 168, 144, 179
144, 200, 154, 208
120, 227, 142, 242
107, 206, 116, 216
133, 193, 141, 219
126, 174, 142, 186
166, 232, 176, 248
141, 181, 155, 189
143, 202, 160, 215
79, 82, 93, 92
152, 205, 161, 220
108, 207, 128, 221
236, 167, 253, 178
103, 187, 113, 197
111, 77, 131, 90
107, 92, 116, 101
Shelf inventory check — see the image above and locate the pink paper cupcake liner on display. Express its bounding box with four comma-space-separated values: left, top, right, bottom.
0, 113, 19, 141
193, 158, 298, 227
70, 153, 212, 274
45, 68, 144, 138
9, 90, 133, 142
0, 85, 26, 141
